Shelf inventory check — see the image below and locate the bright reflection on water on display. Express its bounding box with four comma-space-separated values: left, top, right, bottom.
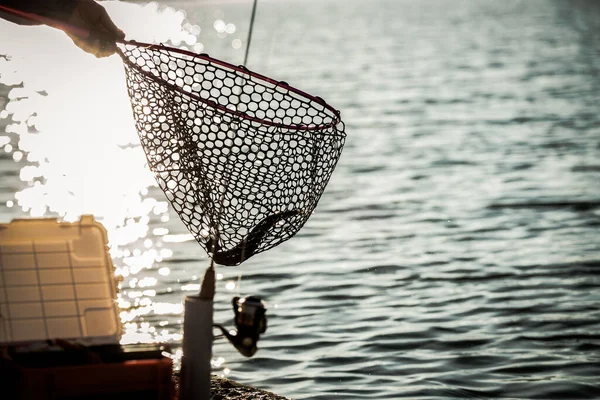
0, 0, 246, 376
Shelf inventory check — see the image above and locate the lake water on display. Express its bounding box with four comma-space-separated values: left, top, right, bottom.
1, 0, 600, 398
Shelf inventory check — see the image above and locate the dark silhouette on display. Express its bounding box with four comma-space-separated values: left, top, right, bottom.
0, 0, 124, 57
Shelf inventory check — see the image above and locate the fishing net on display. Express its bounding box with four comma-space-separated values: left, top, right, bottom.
117, 42, 346, 266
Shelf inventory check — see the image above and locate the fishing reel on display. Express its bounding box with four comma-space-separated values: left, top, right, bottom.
214, 296, 267, 357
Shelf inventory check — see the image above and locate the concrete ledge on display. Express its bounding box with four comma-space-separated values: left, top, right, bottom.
173, 373, 289, 400
211, 375, 289, 400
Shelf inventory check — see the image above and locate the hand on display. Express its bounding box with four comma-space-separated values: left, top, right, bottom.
66, 0, 125, 58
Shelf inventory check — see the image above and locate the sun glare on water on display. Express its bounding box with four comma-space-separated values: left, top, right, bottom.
0, 1, 196, 224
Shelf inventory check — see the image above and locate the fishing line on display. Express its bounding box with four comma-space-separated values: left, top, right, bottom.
243, 0, 259, 66
234, 0, 258, 295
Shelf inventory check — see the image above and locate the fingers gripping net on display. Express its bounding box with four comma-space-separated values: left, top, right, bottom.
118, 42, 346, 266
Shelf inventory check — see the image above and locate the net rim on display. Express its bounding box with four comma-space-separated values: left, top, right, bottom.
117, 40, 344, 133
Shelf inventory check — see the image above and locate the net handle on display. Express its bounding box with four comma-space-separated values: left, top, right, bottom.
117, 40, 342, 132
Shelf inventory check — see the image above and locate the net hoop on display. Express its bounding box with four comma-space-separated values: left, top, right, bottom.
117, 40, 346, 265
117, 40, 343, 133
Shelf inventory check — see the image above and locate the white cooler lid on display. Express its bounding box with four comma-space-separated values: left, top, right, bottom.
0, 215, 121, 345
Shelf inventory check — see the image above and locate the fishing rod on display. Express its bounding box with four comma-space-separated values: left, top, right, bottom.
209, 0, 265, 358
243, 0, 258, 66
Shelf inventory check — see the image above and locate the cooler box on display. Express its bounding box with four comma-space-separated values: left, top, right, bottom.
0, 215, 174, 400
2, 342, 174, 400
0, 215, 120, 345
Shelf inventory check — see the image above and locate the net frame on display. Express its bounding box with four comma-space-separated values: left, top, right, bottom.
117, 41, 346, 266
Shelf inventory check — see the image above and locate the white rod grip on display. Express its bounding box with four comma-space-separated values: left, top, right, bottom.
181, 295, 213, 400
